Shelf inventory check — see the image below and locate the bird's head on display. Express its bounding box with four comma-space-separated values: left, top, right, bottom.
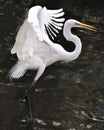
66, 19, 96, 32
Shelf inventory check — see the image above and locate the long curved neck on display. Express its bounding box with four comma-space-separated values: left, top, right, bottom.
63, 22, 82, 61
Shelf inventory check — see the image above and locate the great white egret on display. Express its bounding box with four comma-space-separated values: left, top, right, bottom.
9, 5, 96, 122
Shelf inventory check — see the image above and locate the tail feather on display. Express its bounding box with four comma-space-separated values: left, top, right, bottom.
9, 61, 28, 80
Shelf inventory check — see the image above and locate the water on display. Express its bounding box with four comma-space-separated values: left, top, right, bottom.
0, 0, 104, 130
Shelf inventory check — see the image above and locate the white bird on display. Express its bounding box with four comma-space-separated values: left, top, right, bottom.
9, 5, 96, 122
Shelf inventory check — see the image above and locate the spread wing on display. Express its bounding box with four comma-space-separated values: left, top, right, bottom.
28, 6, 65, 41
40, 7, 65, 40
11, 6, 65, 61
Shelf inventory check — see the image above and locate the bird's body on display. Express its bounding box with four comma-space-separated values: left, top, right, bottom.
10, 6, 66, 81
10, 18, 82, 81
10, 21, 81, 81
9, 5, 96, 122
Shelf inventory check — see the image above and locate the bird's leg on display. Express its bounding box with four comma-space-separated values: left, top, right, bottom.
24, 65, 45, 123
24, 81, 36, 123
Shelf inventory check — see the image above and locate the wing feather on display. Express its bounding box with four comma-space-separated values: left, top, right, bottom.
46, 8, 63, 14
48, 12, 65, 18
11, 6, 65, 61
40, 7, 65, 40
27, 6, 65, 41
50, 17, 65, 22
46, 26, 54, 40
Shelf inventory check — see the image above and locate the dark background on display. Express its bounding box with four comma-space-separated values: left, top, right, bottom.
0, 0, 104, 130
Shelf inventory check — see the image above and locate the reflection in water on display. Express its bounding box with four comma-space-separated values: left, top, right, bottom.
0, 0, 104, 130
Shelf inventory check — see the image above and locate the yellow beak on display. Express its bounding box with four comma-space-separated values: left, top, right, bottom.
77, 22, 97, 32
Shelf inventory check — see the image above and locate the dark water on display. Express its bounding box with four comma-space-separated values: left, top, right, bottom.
0, 0, 104, 130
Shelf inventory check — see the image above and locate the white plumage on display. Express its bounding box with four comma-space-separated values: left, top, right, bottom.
10, 5, 65, 81
10, 5, 96, 83
9, 5, 96, 121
